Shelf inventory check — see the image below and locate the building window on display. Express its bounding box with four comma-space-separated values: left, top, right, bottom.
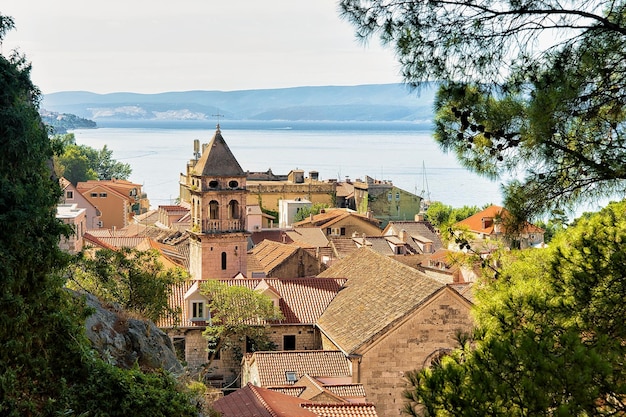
191, 301, 205, 321
283, 335, 296, 351
221, 252, 227, 270
66, 190, 74, 199
228, 180, 239, 188
90, 192, 98, 198
228, 200, 240, 219
285, 371, 298, 384
209, 180, 219, 188
388, 193, 392, 201
340, 227, 346, 236
172, 337, 186, 362
209, 200, 219, 219
326, 227, 331, 235
99, 192, 107, 198
395, 192, 400, 201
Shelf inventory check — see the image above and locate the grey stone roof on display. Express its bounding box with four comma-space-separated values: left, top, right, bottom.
193, 126, 244, 177
317, 247, 445, 355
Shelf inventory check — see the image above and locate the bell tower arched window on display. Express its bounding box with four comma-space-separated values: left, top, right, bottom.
228, 200, 240, 219
209, 200, 219, 219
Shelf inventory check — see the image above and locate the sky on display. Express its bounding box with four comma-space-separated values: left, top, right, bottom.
1, 0, 404, 94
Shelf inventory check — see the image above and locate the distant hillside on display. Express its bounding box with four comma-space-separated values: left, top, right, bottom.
40, 109, 97, 134
42, 83, 437, 124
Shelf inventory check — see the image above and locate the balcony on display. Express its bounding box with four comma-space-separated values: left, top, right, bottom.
195, 219, 244, 234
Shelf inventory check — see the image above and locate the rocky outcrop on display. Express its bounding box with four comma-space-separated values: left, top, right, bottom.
78, 291, 183, 375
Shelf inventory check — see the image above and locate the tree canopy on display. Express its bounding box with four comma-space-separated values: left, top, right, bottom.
0, 15, 196, 416
67, 248, 188, 323
403, 201, 626, 416
200, 280, 283, 367
53, 133, 132, 184
339, 0, 626, 219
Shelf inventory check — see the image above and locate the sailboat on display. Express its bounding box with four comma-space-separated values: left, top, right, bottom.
419, 161, 432, 213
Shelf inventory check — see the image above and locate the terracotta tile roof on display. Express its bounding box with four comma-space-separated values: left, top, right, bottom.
454, 205, 544, 235
248, 351, 351, 387
83, 233, 117, 250
250, 230, 295, 246
76, 181, 135, 202
335, 182, 354, 198
249, 240, 300, 275
317, 247, 446, 354
383, 221, 444, 252
329, 238, 358, 259
285, 228, 330, 249
357, 236, 395, 256
324, 384, 367, 399
214, 383, 318, 417
159, 277, 347, 328
215, 384, 378, 417
302, 403, 378, 417
294, 209, 380, 229
269, 386, 307, 397
390, 254, 428, 270
90, 236, 146, 249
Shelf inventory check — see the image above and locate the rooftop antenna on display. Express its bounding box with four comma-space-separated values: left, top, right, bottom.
193, 139, 201, 160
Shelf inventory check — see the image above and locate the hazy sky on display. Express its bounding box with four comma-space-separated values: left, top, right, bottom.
1, 1, 404, 94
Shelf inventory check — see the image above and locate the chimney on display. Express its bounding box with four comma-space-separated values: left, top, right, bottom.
415, 213, 424, 222
399, 229, 408, 242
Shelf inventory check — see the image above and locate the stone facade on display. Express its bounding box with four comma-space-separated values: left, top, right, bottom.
247, 180, 336, 214
189, 233, 247, 279
168, 323, 322, 387
353, 177, 423, 228
321, 289, 473, 417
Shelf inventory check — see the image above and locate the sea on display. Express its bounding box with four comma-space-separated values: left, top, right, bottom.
71, 120, 504, 210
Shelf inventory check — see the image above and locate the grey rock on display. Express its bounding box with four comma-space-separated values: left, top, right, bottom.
78, 291, 183, 375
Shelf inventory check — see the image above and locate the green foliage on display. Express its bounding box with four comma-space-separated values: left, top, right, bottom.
293, 202, 330, 222
340, 0, 626, 219
425, 201, 480, 229
71, 358, 197, 417
534, 209, 569, 243
67, 248, 187, 323
52, 133, 132, 184
0, 18, 196, 416
200, 281, 283, 366
404, 202, 626, 416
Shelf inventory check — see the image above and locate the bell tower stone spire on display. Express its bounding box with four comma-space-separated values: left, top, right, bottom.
183, 125, 249, 279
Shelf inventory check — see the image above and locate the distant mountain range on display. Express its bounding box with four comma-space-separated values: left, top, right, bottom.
42, 83, 437, 124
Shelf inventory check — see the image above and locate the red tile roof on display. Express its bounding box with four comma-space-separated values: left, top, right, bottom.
247, 351, 351, 387
214, 383, 318, 417
454, 205, 544, 235
158, 277, 347, 328
214, 384, 379, 417
302, 403, 378, 417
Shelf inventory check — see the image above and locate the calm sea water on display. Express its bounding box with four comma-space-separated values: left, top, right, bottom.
71, 121, 504, 209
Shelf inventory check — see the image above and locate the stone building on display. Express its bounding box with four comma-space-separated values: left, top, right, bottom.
353, 176, 423, 227
247, 239, 325, 278
246, 169, 337, 215
317, 247, 474, 416
293, 208, 383, 239
76, 178, 148, 229
179, 126, 249, 279
453, 204, 545, 250
160, 277, 346, 387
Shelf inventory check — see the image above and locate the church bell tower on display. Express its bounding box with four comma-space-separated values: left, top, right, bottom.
184, 124, 249, 279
